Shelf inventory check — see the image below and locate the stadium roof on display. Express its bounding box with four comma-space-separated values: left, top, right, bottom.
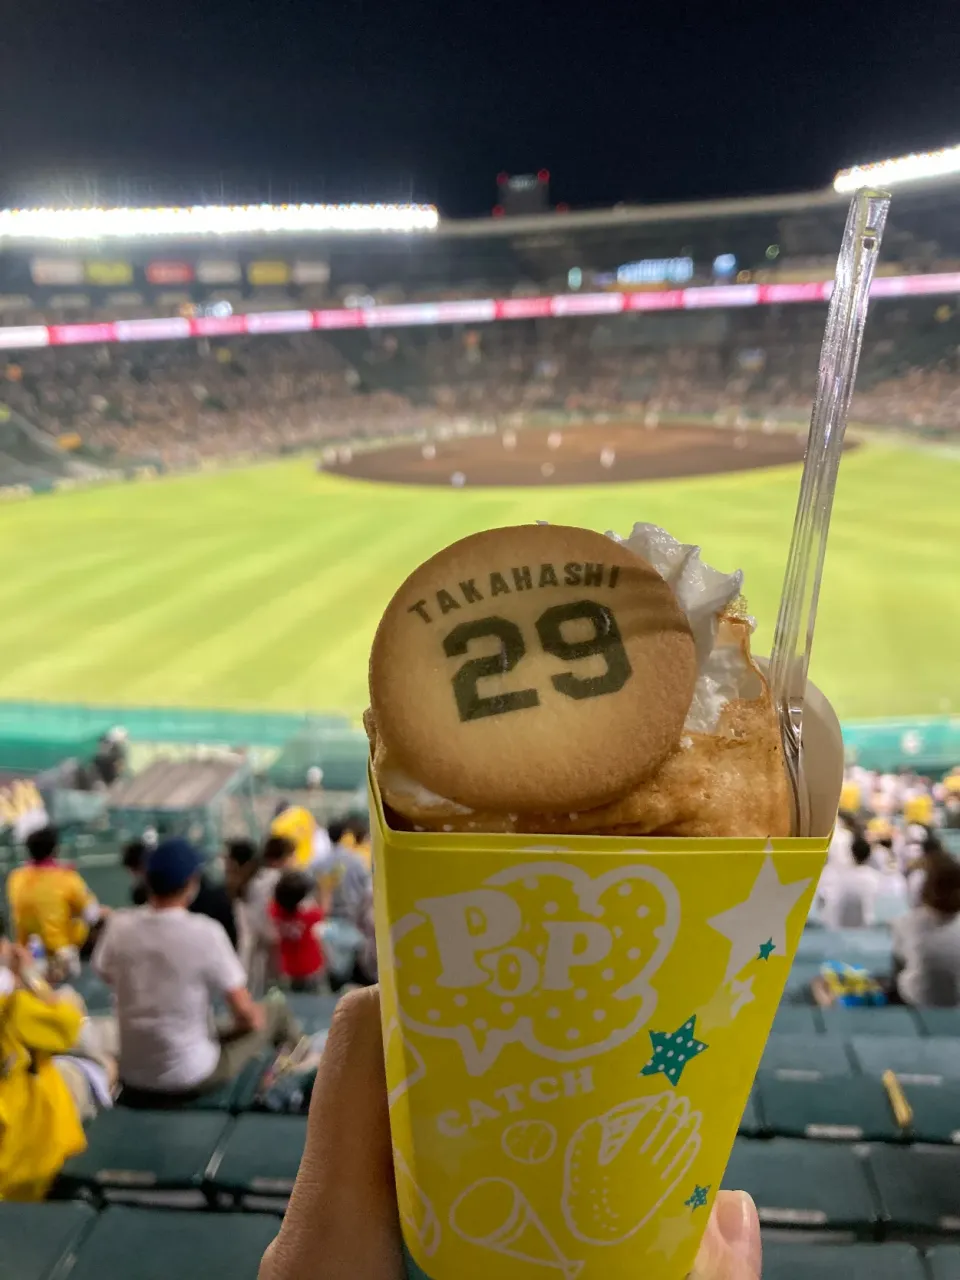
0, 186, 861, 244
441, 187, 847, 238
4, 169, 960, 245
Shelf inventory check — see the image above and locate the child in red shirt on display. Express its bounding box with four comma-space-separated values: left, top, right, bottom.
268, 870, 325, 991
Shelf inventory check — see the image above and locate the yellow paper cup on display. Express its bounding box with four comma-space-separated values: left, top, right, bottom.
371, 772, 830, 1280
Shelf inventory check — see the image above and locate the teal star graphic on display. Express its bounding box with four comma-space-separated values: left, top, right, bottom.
758, 938, 776, 960
640, 1015, 708, 1087
685, 1184, 710, 1211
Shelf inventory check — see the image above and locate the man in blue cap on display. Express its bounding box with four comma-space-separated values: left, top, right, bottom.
94, 837, 299, 1101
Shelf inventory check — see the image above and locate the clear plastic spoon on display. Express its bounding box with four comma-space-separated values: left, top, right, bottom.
768, 188, 891, 836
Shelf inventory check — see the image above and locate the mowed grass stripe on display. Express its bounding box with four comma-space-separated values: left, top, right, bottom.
0, 443, 955, 719
1, 506, 376, 704
265, 496, 539, 709
139, 511, 384, 704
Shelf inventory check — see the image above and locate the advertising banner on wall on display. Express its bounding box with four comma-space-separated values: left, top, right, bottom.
145, 261, 195, 286
247, 260, 291, 286
31, 257, 85, 286
85, 261, 134, 286
196, 259, 242, 285
292, 260, 330, 285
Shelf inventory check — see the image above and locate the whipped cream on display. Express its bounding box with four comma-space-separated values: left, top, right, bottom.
606, 522, 754, 733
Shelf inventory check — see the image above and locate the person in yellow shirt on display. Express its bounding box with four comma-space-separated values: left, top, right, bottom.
6, 826, 102, 977
839, 777, 861, 815
904, 788, 935, 827
340, 815, 371, 868
0, 937, 87, 1200
270, 803, 319, 869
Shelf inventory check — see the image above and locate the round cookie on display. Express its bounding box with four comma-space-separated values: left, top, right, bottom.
369, 524, 697, 814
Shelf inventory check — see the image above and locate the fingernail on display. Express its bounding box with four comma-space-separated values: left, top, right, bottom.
715, 1191, 761, 1277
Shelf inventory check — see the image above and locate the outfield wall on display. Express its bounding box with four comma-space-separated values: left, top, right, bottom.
0, 700, 955, 776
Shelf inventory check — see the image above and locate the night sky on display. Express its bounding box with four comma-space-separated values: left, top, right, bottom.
1, 0, 959, 216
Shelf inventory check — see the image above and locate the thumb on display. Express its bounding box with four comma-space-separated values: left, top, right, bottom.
260, 987, 403, 1280
691, 1191, 762, 1280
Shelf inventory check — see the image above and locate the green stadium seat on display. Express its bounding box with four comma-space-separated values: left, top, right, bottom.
796, 928, 894, 965
850, 1036, 960, 1083
796, 931, 841, 962
722, 1138, 877, 1233
927, 1245, 960, 1280
284, 989, 340, 1032
867, 1145, 960, 1234
772, 1006, 824, 1035
738, 1090, 764, 1137
70, 966, 112, 1014
914, 1008, 960, 1038
902, 1083, 960, 1144
78, 864, 133, 910
762, 1241, 925, 1280
57, 1110, 230, 1207
758, 1035, 853, 1079
782, 961, 824, 1000
206, 1113, 308, 1210
756, 1076, 903, 1142
0, 1201, 96, 1280
820, 1006, 919, 1038
220, 1051, 277, 1113
63, 1206, 280, 1280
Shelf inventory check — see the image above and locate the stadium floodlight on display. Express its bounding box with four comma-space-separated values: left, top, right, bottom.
834, 144, 960, 192
0, 202, 440, 240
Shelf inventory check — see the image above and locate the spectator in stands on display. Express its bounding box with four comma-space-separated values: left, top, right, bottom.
342, 814, 371, 866
121, 835, 239, 950
7, 825, 104, 980
270, 800, 320, 868
251, 834, 296, 917
902, 826, 941, 904
270, 870, 326, 992
0, 925, 87, 1199
93, 726, 128, 787
94, 838, 299, 1102
240, 833, 296, 993
313, 819, 374, 989
224, 838, 261, 977
122, 838, 149, 898
817, 835, 887, 928
259, 988, 763, 1280
891, 848, 960, 1006
826, 810, 858, 867
225, 837, 260, 901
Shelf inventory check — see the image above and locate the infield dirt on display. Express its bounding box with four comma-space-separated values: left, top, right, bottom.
323, 421, 844, 487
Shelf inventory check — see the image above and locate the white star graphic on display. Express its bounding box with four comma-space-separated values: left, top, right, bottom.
650, 1210, 696, 1258
707, 855, 811, 982
730, 976, 755, 1017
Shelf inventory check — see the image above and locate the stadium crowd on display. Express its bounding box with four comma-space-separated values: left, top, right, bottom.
1, 800, 376, 1198
0, 295, 958, 476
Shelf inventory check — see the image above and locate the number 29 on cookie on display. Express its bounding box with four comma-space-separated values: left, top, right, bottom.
443, 600, 633, 723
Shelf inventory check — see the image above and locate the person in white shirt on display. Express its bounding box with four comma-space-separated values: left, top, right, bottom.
241, 834, 296, 994
818, 837, 886, 929
94, 838, 298, 1101
826, 815, 856, 868
892, 848, 960, 1007
310, 820, 374, 989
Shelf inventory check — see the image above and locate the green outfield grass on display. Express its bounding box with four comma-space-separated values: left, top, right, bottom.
0, 440, 955, 721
